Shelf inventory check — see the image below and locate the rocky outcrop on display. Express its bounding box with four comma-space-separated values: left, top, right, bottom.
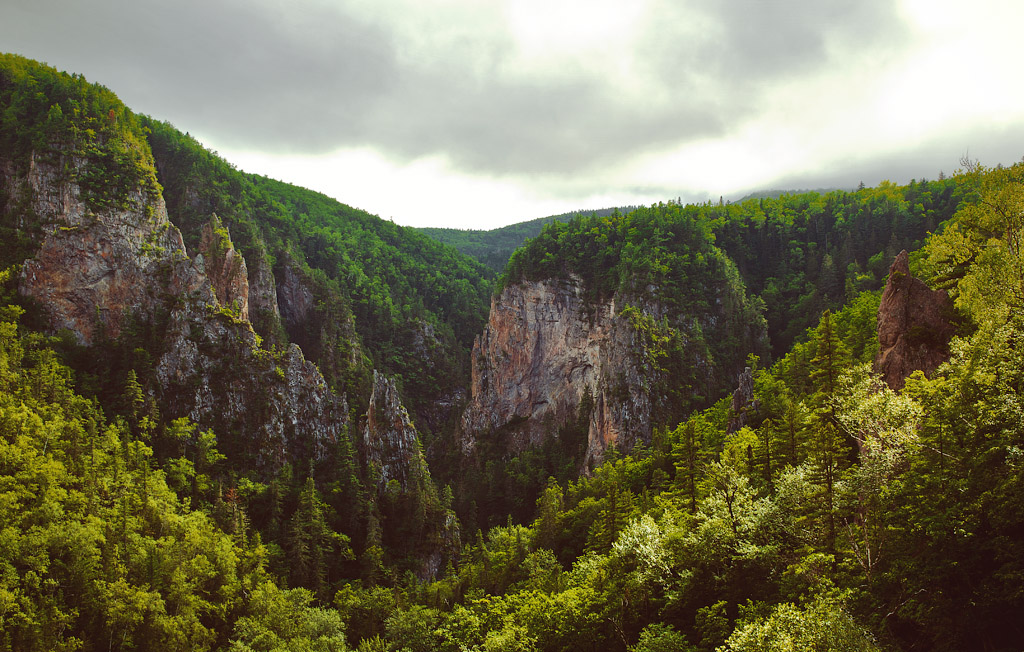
17, 154, 193, 345
196, 214, 249, 321
247, 246, 280, 320
726, 366, 759, 434
276, 259, 315, 330
459, 277, 650, 466
10, 151, 348, 473
363, 370, 421, 492
874, 250, 955, 390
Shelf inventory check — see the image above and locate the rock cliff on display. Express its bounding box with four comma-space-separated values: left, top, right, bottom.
874, 250, 955, 390
17, 153, 191, 345
363, 370, 422, 492
459, 277, 652, 466
8, 151, 350, 472
196, 214, 249, 321
726, 366, 759, 434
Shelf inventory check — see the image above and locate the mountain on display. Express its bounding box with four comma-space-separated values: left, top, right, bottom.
2, 52, 1022, 652
460, 206, 768, 464
141, 119, 493, 435
416, 207, 634, 273
0, 52, 461, 598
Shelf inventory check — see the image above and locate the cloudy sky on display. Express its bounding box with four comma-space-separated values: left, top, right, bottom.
3, 0, 1024, 228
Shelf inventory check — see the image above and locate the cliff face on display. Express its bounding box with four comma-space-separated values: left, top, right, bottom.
726, 366, 759, 434
875, 250, 955, 390
459, 277, 650, 466
363, 370, 421, 492
196, 214, 249, 321
17, 154, 191, 345
9, 152, 349, 472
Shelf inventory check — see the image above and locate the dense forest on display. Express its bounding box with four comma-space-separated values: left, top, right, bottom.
417, 207, 631, 273
1, 53, 1022, 651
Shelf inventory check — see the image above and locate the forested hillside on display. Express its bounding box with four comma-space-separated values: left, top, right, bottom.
2, 52, 1022, 651
445, 183, 961, 357
142, 119, 493, 428
363, 161, 1024, 652
417, 207, 631, 273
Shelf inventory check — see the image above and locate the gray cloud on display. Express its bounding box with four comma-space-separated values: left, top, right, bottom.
733, 122, 1024, 200
2, 0, 908, 177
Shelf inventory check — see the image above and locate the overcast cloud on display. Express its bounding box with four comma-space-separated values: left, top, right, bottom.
2, 0, 1023, 227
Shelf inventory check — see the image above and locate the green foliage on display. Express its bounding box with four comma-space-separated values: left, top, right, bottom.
418, 206, 632, 273
3, 54, 1022, 652
707, 181, 962, 355
230, 581, 350, 652
721, 592, 879, 651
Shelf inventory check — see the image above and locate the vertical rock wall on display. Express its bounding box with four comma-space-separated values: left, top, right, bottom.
9, 152, 350, 473
459, 277, 650, 466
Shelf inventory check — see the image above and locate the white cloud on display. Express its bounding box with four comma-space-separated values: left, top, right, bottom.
4, 0, 1023, 228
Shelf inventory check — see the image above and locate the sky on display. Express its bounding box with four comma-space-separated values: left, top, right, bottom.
3, 0, 1024, 229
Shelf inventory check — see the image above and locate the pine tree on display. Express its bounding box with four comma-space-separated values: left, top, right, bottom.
288, 475, 331, 598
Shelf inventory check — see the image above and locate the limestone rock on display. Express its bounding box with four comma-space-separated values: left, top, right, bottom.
363, 370, 421, 492
459, 276, 650, 466
874, 250, 955, 390
196, 214, 249, 321
9, 151, 348, 474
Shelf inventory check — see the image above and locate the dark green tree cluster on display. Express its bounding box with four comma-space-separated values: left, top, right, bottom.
417, 207, 633, 273
705, 180, 963, 354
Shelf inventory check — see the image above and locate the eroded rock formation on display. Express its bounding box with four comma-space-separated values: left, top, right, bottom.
726, 366, 759, 434
363, 370, 421, 492
196, 214, 249, 321
874, 250, 955, 390
459, 277, 651, 466
17, 154, 192, 344
9, 151, 349, 472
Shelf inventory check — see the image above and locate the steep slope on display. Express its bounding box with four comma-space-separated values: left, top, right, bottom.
3, 103, 347, 473
143, 120, 493, 430
707, 182, 963, 354
418, 206, 632, 273
459, 205, 768, 469
0, 54, 451, 585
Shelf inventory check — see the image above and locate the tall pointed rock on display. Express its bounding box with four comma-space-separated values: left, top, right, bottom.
874, 250, 955, 389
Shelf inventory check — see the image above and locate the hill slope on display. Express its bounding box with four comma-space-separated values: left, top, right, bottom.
417, 207, 633, 273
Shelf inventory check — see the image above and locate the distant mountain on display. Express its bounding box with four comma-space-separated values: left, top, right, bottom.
417, 207, 637, 273
736, 187, 849, 201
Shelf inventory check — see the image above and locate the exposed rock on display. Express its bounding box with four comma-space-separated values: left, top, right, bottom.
247, 244, 280, 320
726, 366, 759, 434
418, 510, 461, 582
874, 250, 955, 390
10, 151, 348, 473
363, 370, 421, 492
276, 259, 315, 330
196, 214, 249, 321
17, 153, 196, 344
459, 277, 650, 467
